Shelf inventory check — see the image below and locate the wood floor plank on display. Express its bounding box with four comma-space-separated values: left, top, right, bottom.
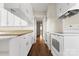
28, 37, 53, 56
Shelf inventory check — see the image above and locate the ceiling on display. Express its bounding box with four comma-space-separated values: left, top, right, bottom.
31, 3, 48, 21
32, 3, 48, 13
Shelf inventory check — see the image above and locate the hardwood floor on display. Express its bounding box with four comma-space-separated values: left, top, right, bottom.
28, 36, 53, 56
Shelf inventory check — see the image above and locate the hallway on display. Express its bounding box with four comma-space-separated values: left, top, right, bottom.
28, 35, 52, 56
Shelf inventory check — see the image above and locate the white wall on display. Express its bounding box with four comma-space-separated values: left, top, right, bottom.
47, 3, 56, 33
63, 13, 79, 33
47, 3, 63, 33
46, 4, 63, 50
63, 14, 79, 27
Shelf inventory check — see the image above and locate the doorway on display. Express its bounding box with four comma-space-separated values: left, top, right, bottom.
36, 21, 43, 38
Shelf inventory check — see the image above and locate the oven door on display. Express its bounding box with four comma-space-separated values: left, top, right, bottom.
51, 34, 64, 56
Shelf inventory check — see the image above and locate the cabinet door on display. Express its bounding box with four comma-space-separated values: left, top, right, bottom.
0, 10, 1, 26
9, 37, 20, 56
20, 19, 28, 26
19, 36, 29, 56
1, 9, 7, 26
19, 34, 33, 56
14, 15, 21, 26
7, 11, 15, 26
20, 33, 34, 56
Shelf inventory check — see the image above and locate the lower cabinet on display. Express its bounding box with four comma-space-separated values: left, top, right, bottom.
9, 33, 34, 56
0, 39, 9, 56
51, 33, 79, 56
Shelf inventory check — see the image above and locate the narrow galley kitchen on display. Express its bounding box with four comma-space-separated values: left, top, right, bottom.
0, 3, 34, 56
0, 3, 79, 56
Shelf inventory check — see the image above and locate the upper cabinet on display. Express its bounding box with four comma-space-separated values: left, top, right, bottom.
56, 3, 76, 18
0, 7, 28, 26
4, 3, 34, 25
0, 9, 7, 26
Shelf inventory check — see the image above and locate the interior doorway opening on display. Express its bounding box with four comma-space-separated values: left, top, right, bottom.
36, 20, 43, 39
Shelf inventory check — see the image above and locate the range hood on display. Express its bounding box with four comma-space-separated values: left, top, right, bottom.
59, 4, 79, 19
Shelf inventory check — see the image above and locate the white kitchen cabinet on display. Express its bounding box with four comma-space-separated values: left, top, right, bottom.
0, 39, 10, 56
7, 11, 15, 26
0, 7, 28, 26
14, 15, 21, 26
4, 3, 34, 25
0, 9, 7, 26
20, 20, 28, 26
19, 33, 34, 56
0, 4, 5, 26
0, 8, 28, 26
14, 15, 28, 26
0, 3, 34, 26
46, 32, 51, 50
63, 34, 79, 56
9, 33, 34, 56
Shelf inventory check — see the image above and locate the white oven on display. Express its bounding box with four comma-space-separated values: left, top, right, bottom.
50, 33, 64, 56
